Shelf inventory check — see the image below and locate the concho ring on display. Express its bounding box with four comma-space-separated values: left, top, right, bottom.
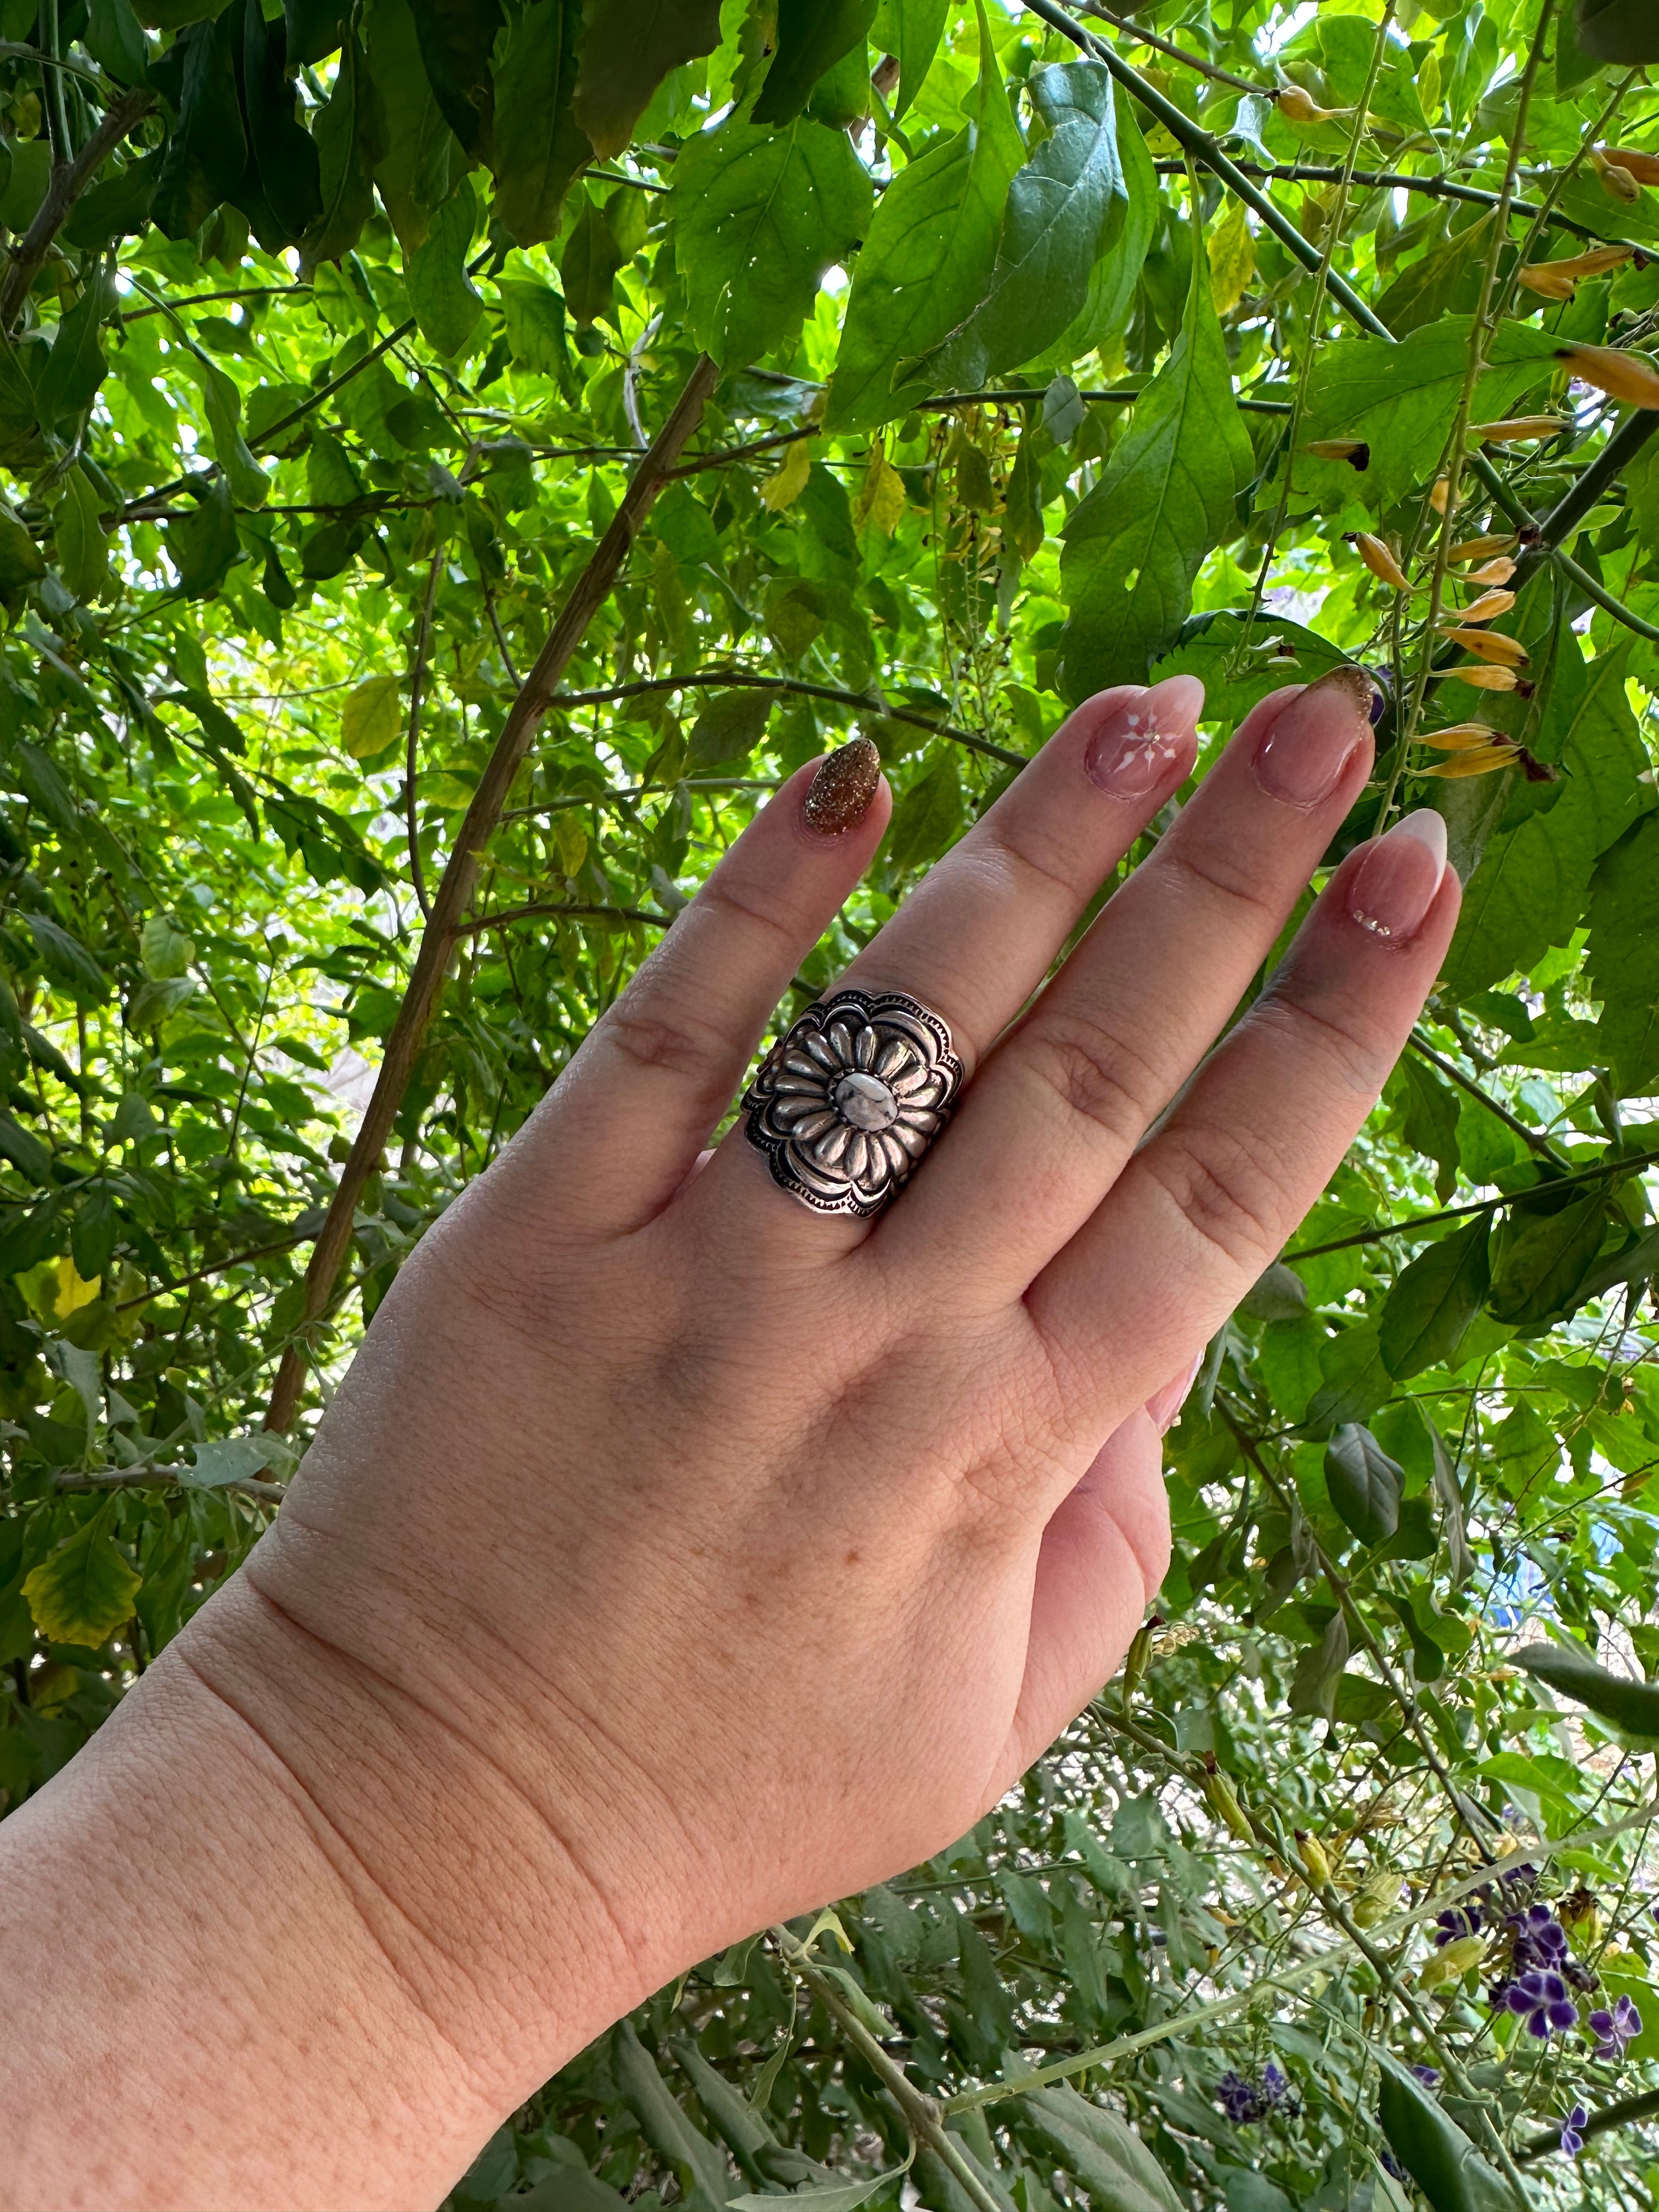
742, 988, 964, 1218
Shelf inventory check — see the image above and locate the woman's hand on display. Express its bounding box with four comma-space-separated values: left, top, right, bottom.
0, 666, 1457, 2210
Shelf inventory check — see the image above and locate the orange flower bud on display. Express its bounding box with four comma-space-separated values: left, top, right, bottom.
1517, 263, 1582, 301
1350, 531, 1414, 591
1471, 415, 1570, 444
1454, 587, 1517, 624
1555, 343, 1659, 409
1438, 627, 1528, 664
1593, 148, 1643, 204
1430, 473, 1463, 514
1419, 743, 1522, 777
1603, 145, 1659, 187
1277, 84, 1344, 123
1305, 438, 1370, 467
1449, 664, 1521, 690
1422, 723, 1505, 751
1469, 556, 1516, 585
1449, 534, 1516, 563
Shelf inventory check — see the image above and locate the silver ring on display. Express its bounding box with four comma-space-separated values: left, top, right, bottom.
743, 988, 965, 1218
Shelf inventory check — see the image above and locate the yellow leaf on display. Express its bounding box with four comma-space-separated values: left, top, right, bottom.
551, 814, 588, 877
759, 437, 812, 513
342, 673, 403, 760
52, 1254, 101, 1317
1208, 195, 1254, 317
854, 443, 905, 538
22, 1515, 142, 1647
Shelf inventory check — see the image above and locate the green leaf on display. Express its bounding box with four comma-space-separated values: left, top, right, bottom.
1487, 1192, 1607, 1325
0, 1110, 52, 1186
140, 913, 195, 979
1018, 2085, 1184, 2212
0, 509, 45, 609
1376, 2055, 1513, 2212
489, 0, 591, 247
164, 473, 240, 599
192, 352, 270, 507
1578, 0, 1659, 63
152, 14, 249, 239
1299, 316, 1561, 512
53, 465, 109, 604
1379, 1219, 1489, 1380
612, 2020, 732, 2212
26, 911, 108, 1003
1587, 811, 1659, 1096
86, 0, 151, 83
675, 117, 872, 367
1444, 627, 1648, 997
887, 751, 962, 874
284, 0, 348, 64
63, 149, 161, 250
182, 1435, 280, 1488
753, 0, 878, 127
35, 275, 112, 429
299, 30, 385, 272
572, 0, 724, 159
1287, 1609, 1350, 1721
364, 0, 459, 251
408, 177, 484, 356
240, 0, 324, 245
1514, 1637, 1659, 1739
411, 0, 505, 159
342, 673, 403, 759
906, 63, 1125, 391
1324, 1423, 1403, 1547
687, 687, 771, 770
828, 0, 1023, 432
1059, 250, 1254, 696
22, 1511, 142, 1646
560, 192, 626, 327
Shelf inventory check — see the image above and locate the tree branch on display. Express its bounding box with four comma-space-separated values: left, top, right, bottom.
262, 352, 723, 1433
1, 84, 154, 327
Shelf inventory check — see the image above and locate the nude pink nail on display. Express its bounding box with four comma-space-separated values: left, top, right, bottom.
1348, 809, 1448, 941
1083, 675, 1203, 798
1253, 664, 1378, 808
1146, 1351, 1204, 1435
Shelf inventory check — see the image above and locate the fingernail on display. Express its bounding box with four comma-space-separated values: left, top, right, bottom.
1348, 808, 1448, 941
1083, 674, 1203, 798
1145, 1351, 1204, 1435
1252, 664, 1378, 808
804, 737, 881, 835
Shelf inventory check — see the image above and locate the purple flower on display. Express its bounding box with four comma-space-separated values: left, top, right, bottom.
1506, 1902, 1568, 1971
1560, 2105, 1587, 2158
1410, 2064, 1441, 2088
1380, 2149, 1406, 2181
1505, 1971, 1579, 2039
1215, 2064, 1293, 2125
1259, 2062, 1289, 2107
1589, 1994, 1641, 2061
1435, 1905, 1482, 1946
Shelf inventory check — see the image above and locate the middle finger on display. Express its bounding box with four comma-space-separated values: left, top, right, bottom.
877, 664, 1378, 1294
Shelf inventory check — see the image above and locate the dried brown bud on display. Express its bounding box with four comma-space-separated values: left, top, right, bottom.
1438, 627, 1528, 665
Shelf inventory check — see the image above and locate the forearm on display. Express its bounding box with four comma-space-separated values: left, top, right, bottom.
0, 1570, 642, 2212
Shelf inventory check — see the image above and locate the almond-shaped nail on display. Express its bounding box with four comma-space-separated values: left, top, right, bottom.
804, 737, 881, 835
1253, 664, 1379, 808
1348, 808, 1448, 941
1145, 1350, 1204, 1435
1084, 674, 1204, 798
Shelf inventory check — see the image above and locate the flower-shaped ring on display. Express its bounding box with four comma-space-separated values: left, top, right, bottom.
743, 988, 966, 1217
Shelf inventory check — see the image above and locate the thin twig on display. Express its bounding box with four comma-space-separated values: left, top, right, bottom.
405, 554, 442, 922
263, 353, 723, 1433
0, 84, 153, 326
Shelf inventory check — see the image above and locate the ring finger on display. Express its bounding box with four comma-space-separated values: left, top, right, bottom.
682, 674, 1206, 1244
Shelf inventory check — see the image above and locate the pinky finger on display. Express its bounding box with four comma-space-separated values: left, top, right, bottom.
1029, 809, 1460, 1446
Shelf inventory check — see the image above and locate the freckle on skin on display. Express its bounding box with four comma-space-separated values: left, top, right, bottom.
844, 1549, 860, 1566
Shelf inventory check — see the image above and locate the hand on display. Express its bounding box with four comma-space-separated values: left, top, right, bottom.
1, 665, 1458, 2208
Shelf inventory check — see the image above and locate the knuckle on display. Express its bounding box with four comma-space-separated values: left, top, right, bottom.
1022, 1012, 1165, 1151
1160, 831, 1281, 924
1254, 987, 1391, 1099
980, 814, 1088, 906
1144, 1125, 1288, 1273
598, 992, 731, 1087
698, 868, 803, 955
